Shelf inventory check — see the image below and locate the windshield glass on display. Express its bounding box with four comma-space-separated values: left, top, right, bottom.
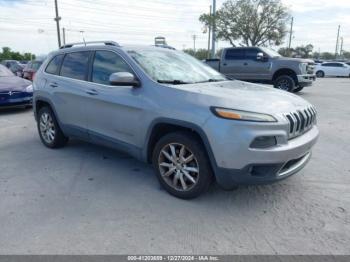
32, 61, 43, 70
127, 48, 226, 84
260, 47, 281, 58
0, 65, 14, 77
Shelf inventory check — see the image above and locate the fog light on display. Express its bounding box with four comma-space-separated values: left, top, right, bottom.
250, 136, 277, 149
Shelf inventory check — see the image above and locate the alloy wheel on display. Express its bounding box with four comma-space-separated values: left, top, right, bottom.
276, 79, 291, 91
39, 112, 56, 144
158, 143, 199, 191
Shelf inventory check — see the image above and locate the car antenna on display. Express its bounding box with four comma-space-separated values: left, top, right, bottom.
80, 30, 86, 46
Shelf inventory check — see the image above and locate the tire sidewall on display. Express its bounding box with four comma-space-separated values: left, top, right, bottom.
316, 71, 324, 78
152, 132, 212, 199
274, 75, 295, 92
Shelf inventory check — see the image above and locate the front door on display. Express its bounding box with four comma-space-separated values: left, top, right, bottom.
84, 50, 145, 151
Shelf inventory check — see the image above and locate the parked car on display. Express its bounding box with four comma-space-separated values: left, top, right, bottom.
23, 60, 43, 81
0, 65, 33, 108
1, 59, 18, 68
9, 63, 25, 77
33, 41, 319, 199
315, 62, 350, 77
205, 47, 316, 93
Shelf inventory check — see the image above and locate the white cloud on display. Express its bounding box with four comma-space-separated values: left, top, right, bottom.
0, 0, 349, 55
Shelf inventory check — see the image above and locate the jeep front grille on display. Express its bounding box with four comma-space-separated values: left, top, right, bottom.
285, 107, 317, 139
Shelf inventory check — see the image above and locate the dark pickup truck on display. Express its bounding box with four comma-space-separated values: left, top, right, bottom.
205, 47, 316, 92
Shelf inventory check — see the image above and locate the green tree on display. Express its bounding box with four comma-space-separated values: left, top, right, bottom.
199, 0, 290, 47
342, 51, 350, 59
183, 48, 209, 60
320, 52, 335, 60
0, 47, 36, 61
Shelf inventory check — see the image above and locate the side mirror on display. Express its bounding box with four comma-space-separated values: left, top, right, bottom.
257, 52, 266, 62
109, 72, 140, 87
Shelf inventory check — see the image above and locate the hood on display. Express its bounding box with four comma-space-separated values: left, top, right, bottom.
172, 80, 311, 114
0, 76, 32, 92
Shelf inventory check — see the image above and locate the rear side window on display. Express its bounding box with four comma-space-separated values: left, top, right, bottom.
225, 49, 245, 60
45, 55, 64, 75
323, 63, 341, 67
92, 51, 133, 85
60, 52, 90, 80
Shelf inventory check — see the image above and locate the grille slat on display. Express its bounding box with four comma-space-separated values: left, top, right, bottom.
285, 107, 317, 139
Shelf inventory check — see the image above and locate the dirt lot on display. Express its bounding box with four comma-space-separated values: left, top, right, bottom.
0, 78, 349, 255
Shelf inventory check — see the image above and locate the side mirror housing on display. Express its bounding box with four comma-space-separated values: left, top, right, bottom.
109, 72, 140, 87
257, 52, 267, 62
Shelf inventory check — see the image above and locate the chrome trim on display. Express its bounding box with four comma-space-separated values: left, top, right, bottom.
284, 106, 317, 139
278, 153, 311, 177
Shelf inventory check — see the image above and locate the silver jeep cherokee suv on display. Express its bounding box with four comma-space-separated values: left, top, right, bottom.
33, 41, 319, 199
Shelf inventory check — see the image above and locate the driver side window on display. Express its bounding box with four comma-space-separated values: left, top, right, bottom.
92, 51, 133, 85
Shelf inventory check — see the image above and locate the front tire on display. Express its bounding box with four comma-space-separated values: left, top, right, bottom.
152, 132, 213, 199
37, 107, 68, 148
274, 75, 296, 92
293, 86, 304, 93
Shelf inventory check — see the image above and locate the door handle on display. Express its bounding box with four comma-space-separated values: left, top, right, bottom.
223, 63, 227, 66
86, 89, 99, 96
49, 82, 58, 88
243, 62, 248, 66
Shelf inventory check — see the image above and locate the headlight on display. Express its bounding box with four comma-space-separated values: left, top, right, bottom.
25, 85, 33, 93
299, 63, 308, 73
211, 107, 277, 122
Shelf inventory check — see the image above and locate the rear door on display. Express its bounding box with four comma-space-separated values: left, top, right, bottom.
220, 48, 246, 79
45, 51, 92, 138
322, 63, 337, 76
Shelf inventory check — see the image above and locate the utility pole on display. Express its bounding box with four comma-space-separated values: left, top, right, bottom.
62, 27, 66, 46
288, 17, 294, 50
335, 25, 340, 58
340, 37, 343, 58
54, 0, 62, 48
211, 0, 216, 58
207, 5, 212, 59
192, 34, 197, 52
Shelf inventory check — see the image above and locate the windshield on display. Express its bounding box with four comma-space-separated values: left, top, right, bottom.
0, 65, 14, 77
32, 61, 43, 70
127, 48, 226, 84
260, 47, 281, 58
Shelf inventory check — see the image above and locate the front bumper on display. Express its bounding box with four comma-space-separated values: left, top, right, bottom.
0, 92, 33, 107
297, 74, 316, 87
203, 118, 319, 189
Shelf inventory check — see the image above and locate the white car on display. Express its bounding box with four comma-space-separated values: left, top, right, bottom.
315, 62, 350, 78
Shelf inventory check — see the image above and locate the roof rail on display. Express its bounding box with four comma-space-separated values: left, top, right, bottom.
60, 41, 120, 49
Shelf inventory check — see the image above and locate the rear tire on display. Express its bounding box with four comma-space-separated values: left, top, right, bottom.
274, 75, 296, 92
37, 107, 68, 148
293, 87, 304, 93
316, 71, 325, 78
152, 132, 213, 199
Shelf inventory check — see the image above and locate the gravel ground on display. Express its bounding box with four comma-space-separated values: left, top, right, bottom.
0, 78, 349, 255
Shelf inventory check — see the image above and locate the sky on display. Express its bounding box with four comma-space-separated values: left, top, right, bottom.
0, 0, 349, 56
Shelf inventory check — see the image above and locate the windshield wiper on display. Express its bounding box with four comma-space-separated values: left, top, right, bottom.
157, 80, 191, 85
194, 78, 227, 83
